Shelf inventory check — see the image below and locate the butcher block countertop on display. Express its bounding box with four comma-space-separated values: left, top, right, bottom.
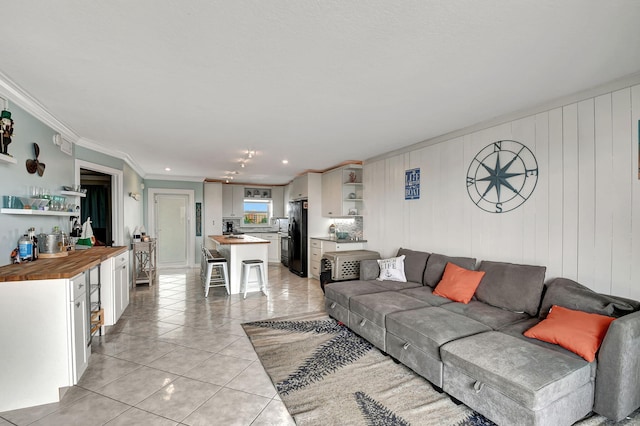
0, 246, 128, 282
210, 235, 270, 245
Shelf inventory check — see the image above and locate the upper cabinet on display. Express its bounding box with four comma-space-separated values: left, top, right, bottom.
289, 174, 309, 200
222, 185, 245, 217
322, 165, 363, 217
271, 186, 284, 217
321, 168, 342, 217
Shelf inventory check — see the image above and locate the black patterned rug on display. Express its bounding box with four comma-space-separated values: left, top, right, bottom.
242, 312, 638, 426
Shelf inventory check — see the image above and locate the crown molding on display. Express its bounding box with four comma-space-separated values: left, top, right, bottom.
75, 137, 147, 178
144, 173, 205, 182
0, 70, 80, 144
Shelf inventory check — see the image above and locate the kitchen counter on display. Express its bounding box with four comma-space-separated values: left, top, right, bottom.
210, 234, 270, 245
0, 246, 128, 282
209, 235, 269, 295
311, 236, 368, 243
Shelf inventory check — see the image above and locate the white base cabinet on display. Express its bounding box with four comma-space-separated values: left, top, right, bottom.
309, 238, 366, 278
0, 277, 89, 412
101, 251, 130, 326
246, 233, 280, 263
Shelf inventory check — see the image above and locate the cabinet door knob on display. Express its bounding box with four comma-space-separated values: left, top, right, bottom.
75, 302, 81, 308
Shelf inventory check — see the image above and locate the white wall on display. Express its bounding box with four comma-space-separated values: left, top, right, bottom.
364, 83, 640, 300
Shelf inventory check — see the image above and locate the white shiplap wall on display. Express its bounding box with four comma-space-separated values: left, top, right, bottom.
364, 84, 640, 300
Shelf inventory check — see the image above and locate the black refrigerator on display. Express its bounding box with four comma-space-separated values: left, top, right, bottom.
288, 200, 308, 277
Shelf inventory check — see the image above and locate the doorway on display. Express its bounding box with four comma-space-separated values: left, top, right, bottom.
80, 169, 112, 246
148, 189, 194, 268
74, 160, 123, 246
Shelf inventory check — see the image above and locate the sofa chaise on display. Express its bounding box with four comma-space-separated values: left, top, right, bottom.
324, 248, 640, 426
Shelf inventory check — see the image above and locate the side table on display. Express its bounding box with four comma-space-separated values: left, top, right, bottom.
132, 239, 157, 287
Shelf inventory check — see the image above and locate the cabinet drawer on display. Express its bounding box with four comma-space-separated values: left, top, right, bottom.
310, 263, 320, 277
311, 248, 322, 261
70, 272, 87, 300
114, 252, 128, 269
311, 239, 321, 249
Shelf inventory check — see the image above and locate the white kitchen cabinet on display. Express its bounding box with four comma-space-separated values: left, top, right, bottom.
322, 168, 343, 217
0, 277, 88, 411
289, 174, 309, 200
70, 272, 89, 383
114, 252, 129, 321
101, 250, 130, 327
222, 184, 245, 217
309, 238, 367, 278
271, 186, 285, 217
246, 233, 280, 263
204, 182, 223, 236
321, 165, 363, 217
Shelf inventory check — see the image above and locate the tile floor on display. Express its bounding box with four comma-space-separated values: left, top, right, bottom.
0, 264, 326, 425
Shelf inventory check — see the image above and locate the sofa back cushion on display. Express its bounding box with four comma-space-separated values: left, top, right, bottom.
423, 253, 476, 288
475, 261, 546, 316
539, 277, 640, 319
396, 248, 430, 284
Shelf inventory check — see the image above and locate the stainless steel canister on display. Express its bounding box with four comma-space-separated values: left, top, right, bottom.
37, 233, 64, 254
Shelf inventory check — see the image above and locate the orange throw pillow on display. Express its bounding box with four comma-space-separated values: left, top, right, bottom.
524, 305, 615, 362
433, 262, 485, 304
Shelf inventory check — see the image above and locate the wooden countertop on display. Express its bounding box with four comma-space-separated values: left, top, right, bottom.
0, 246, 129, 282
210, 235, 270, 245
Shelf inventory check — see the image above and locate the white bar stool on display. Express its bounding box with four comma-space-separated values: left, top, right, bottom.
241, 259, 268, 299
202, 246, 229, 297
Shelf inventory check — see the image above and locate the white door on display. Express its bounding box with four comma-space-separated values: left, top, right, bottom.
150, 190, 194, 268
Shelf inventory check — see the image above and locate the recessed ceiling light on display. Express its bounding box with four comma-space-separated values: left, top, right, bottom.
282, 159, 288, 164
165, 167, 171, 171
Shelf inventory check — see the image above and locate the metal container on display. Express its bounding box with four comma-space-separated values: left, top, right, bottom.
37, 233, 64, 254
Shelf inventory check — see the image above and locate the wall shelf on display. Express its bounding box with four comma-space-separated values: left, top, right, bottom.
0, 153, 17, 164
61, 190, 86, 198
1, 208, 77, 217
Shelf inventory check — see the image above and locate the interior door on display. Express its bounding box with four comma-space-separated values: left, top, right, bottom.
154, 193, 190, 267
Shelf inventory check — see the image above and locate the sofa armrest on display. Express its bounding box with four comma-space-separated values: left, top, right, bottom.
594, 310, 640, 421
360, 259, 380, 281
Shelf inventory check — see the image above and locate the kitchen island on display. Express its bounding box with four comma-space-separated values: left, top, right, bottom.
209, 235, 269, 295
0, 246, 129, 412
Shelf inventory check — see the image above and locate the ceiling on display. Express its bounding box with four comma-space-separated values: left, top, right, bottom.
1, 1, 639, 185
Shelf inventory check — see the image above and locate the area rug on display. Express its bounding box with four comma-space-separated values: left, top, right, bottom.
242, 312, 639, 426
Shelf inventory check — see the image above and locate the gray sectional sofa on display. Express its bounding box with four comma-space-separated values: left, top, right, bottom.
324, 248, 640, 426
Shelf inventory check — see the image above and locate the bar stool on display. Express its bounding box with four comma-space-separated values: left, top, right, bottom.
202, 246, 229, 297
241, 259, 268, 299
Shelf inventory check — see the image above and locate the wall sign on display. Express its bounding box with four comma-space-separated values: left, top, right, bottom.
195, 202, 202, 236
405, 168, 420, 200
466, 140, 538, 213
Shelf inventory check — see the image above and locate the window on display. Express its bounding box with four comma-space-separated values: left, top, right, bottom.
243, 199, 272, 225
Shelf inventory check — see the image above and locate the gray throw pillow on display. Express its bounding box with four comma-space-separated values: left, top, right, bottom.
475, 261, 546, 317
539, 277, 640, 319
396, 248, 430, 284
423, 253, 476, 288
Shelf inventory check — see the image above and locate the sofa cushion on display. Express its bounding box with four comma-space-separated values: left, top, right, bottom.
324, 280, 388, 309
539, 277, 640, 319
423, 253, 477, 288
396, 248, 430, 284
372, 280, 422, 291
350, 291, 429, 327
433, 262, 485, 304
387, 307, 492, 360
524, 305, 616, 362
442, 331, 592, 410
376, 255, 407, 282
475, 261, 546, 316
442, 331, 593, 426
440, 301, 531, 330
398, 286, 451, 307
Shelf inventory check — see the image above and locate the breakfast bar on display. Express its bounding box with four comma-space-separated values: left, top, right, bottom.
209, 235, 270, 295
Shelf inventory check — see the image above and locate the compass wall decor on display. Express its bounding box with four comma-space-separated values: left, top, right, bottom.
466, 140, 538, 213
